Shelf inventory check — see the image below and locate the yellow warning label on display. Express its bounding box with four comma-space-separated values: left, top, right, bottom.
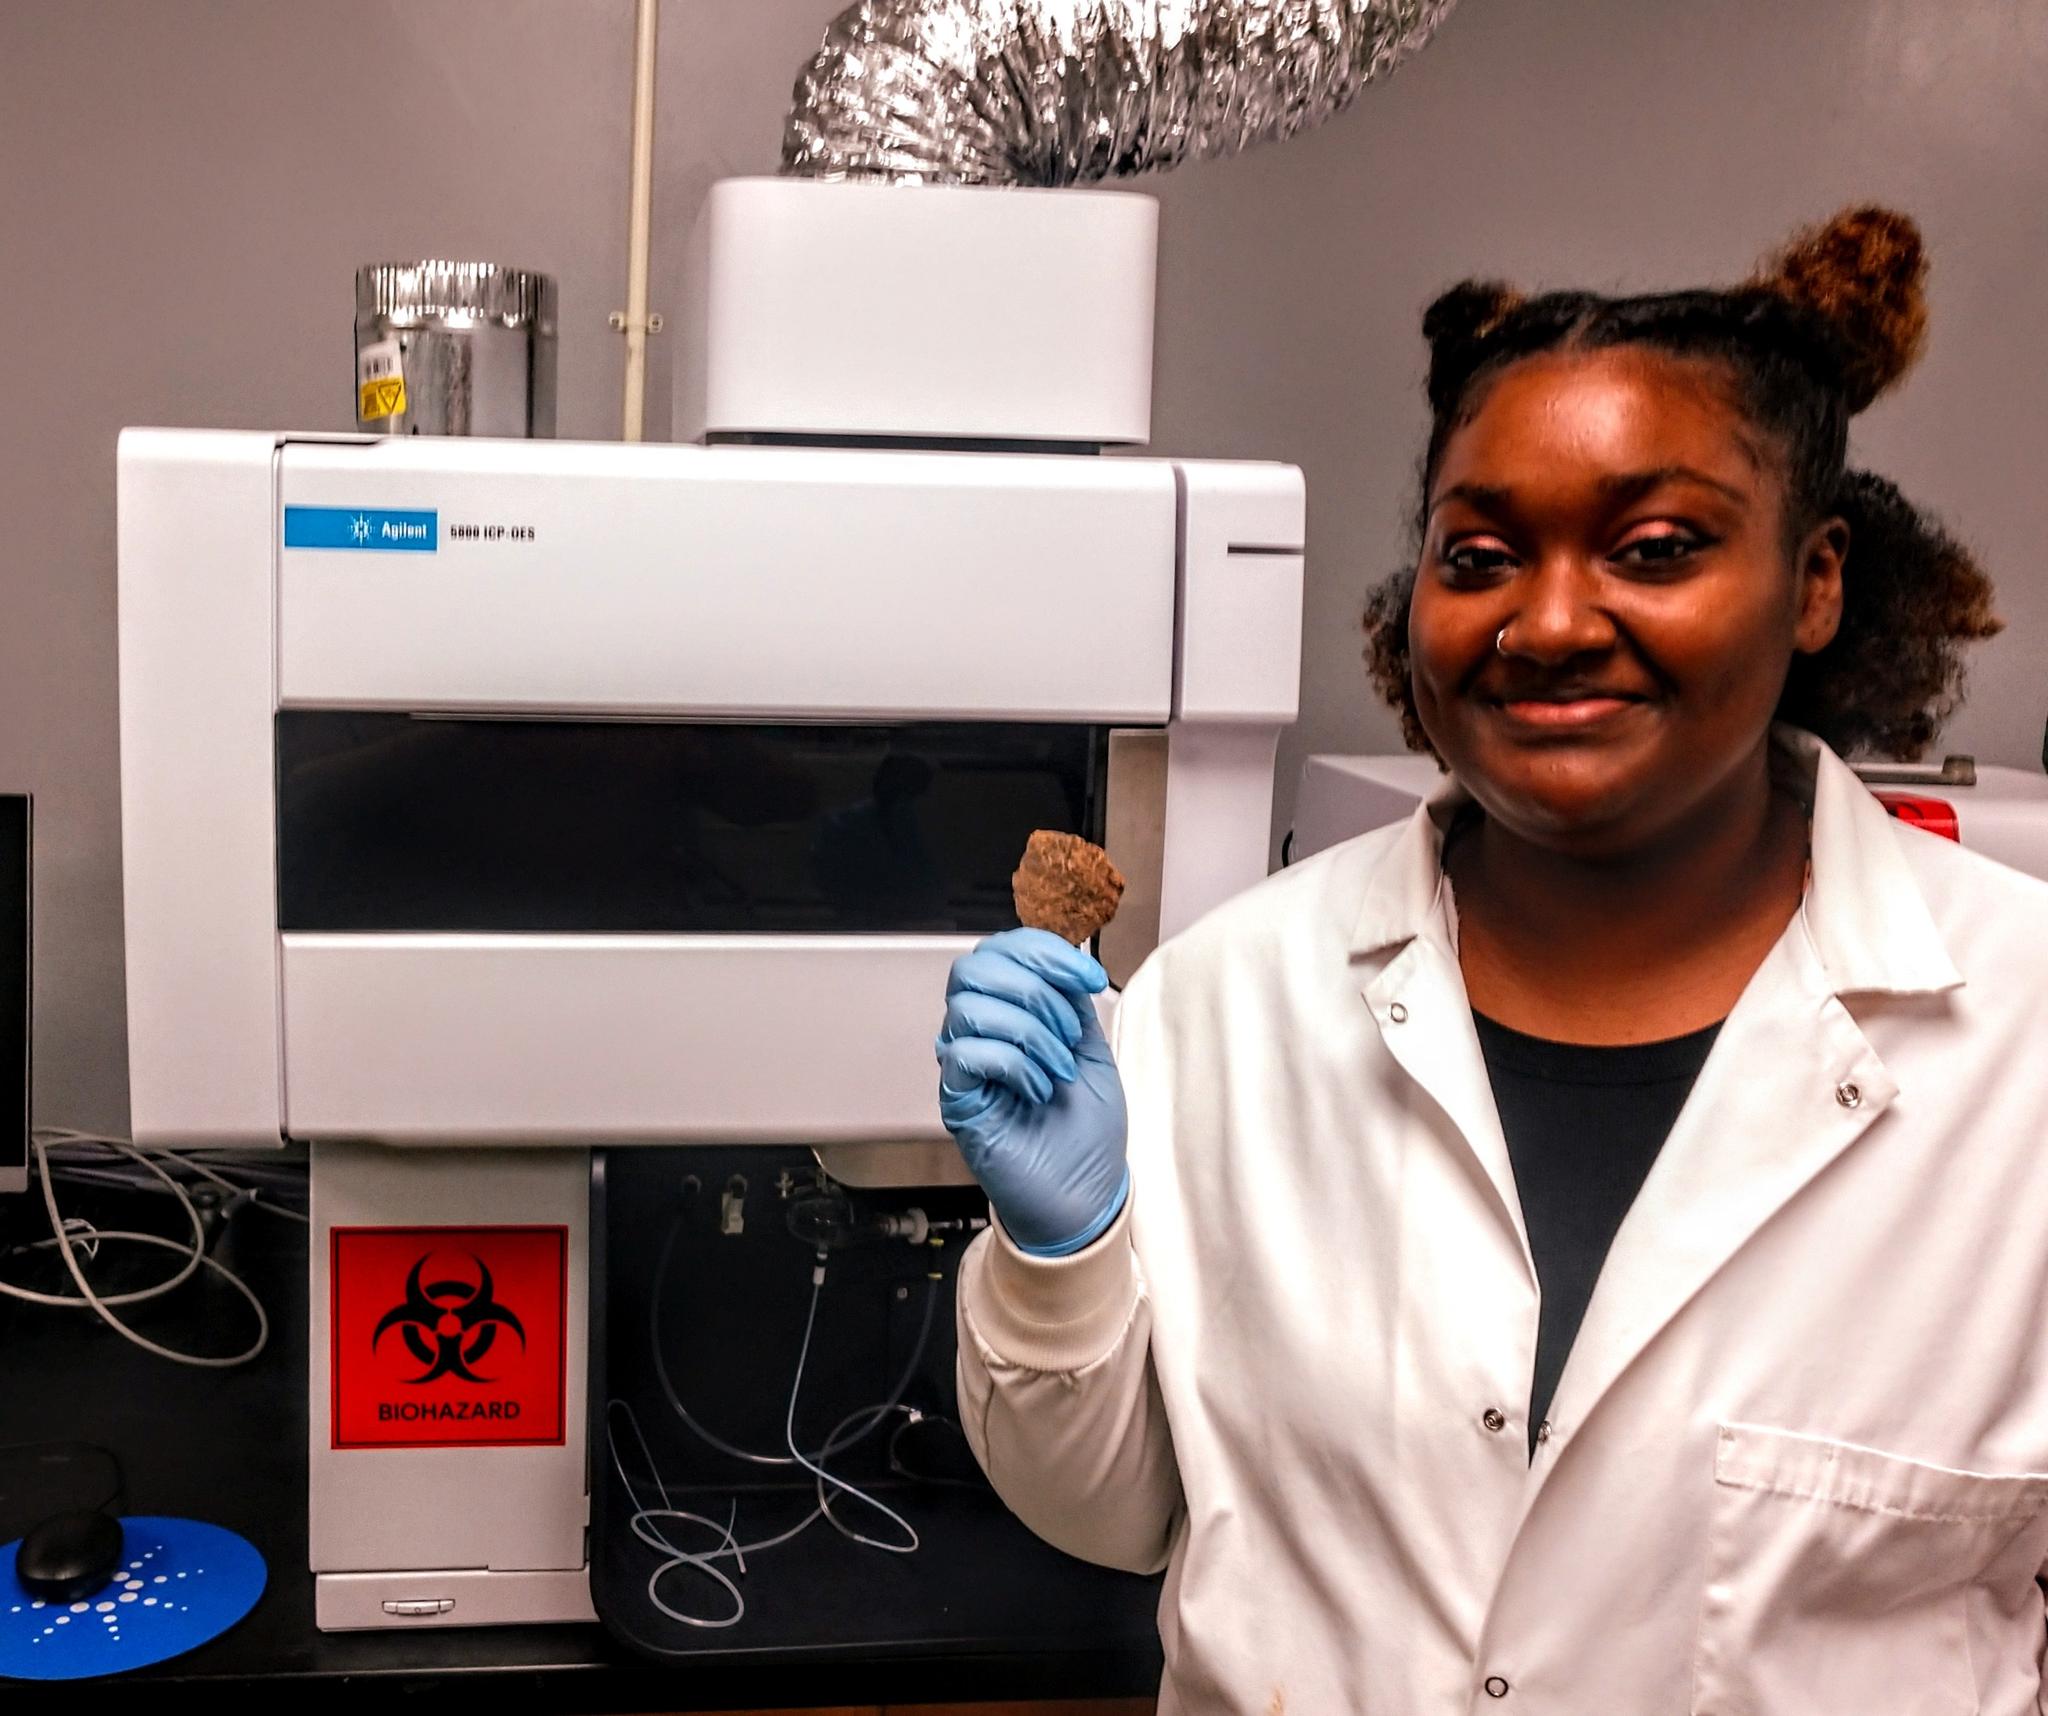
358, 376, 407, 420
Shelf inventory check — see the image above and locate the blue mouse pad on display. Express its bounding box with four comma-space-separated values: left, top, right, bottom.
1, 1517, 266, 1681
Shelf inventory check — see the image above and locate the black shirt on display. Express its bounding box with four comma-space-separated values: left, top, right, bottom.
1472, 1011, 1722, 1453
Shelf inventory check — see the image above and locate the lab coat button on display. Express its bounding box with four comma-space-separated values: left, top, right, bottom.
1484, 1675, 1511, 1697
1534, 1419, 1553, 1445
1388, 1002, 1409, 1023
1481, 1407, 1507, 1433
1835, 1080, 1862, 1109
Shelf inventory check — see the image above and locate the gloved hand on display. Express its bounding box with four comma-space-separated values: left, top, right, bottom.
935, 928, 1129, 1257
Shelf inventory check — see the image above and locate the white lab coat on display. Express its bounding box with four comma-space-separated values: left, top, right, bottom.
956, 729, 2048, 1714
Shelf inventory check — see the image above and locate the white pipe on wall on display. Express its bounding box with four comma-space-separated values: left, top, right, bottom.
618, 0, 661, 441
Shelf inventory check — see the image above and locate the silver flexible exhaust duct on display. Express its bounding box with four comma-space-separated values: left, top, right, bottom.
783, 0, 1459, 186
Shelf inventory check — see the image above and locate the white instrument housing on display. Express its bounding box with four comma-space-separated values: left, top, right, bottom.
676, 177, 1158, 447
117, 171, 1304, 1637
118, 431, 1305, 1155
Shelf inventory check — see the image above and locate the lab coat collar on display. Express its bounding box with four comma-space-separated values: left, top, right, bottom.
1348, 725, 1963, 1001
1792, 728, 1963, 997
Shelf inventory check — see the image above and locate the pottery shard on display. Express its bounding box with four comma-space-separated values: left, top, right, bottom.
1012, 830, 1125, 947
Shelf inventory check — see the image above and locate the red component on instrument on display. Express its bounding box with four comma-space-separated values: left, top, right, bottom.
1874, 792, 1960, 842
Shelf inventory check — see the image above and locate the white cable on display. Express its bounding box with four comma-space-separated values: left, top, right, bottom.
32, 1127, 125, 1146
607, 1400, 752, 1631
611, 1399, 753, 1568
9, 1224, 270, 1367
785, 1256, 919, 1555
0, 1141, 269, 1368
29, 1139, 268, 1365
606, 1266, 929, 1642
639, 1507, 747, 1631
34, 1128, 310, 1224
156, 1147, 310, 1225
1, 1141, 204, 1306
650, 1218, 939, 1467
616, 1399, 909, 1574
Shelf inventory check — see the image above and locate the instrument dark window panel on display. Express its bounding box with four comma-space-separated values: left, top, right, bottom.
276, 715, 1108, 935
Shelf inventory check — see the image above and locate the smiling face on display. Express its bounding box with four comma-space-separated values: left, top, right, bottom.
1410, 345, 1846, 858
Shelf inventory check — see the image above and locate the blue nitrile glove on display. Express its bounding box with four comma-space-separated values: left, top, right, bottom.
935, 928, 1129, 1257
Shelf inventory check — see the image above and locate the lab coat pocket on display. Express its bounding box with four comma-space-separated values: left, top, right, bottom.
1692, 1423, 2048, 1716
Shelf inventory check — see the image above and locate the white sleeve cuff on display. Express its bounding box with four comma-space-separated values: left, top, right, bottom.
962, 1194, 1142, 1373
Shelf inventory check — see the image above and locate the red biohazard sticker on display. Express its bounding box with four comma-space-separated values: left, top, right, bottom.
1874, 792, 1961, 842
331, 1226, 567, 1450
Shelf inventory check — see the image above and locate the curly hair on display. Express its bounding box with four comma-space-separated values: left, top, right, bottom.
1364, 207, 2001, 762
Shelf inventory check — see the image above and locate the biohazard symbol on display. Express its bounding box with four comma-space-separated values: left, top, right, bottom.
371, 1253, 527, 1384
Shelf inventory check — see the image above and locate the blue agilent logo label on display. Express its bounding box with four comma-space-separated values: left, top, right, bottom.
284, 507, 438, 552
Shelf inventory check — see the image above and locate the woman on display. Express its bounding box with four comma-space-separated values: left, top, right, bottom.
935, 208, 2045, 1713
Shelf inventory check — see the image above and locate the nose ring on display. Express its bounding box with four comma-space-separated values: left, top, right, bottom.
1495, 625, 1511, 655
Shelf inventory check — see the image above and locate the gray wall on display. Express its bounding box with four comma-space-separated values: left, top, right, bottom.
4, 0, 2043, 1137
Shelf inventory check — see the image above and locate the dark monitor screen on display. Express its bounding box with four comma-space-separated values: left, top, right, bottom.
0, 796, 26, 1194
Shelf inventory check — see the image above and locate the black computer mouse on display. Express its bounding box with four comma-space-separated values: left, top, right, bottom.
13, 1510, 125, 1603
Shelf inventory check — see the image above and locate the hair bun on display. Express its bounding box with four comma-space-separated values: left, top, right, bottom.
1421, 280, 1524, 412
1752, 206, 1927, 412
1422, 279, 1524, 349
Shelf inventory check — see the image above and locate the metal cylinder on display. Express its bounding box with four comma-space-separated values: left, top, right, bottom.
353, 262, 558, 437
